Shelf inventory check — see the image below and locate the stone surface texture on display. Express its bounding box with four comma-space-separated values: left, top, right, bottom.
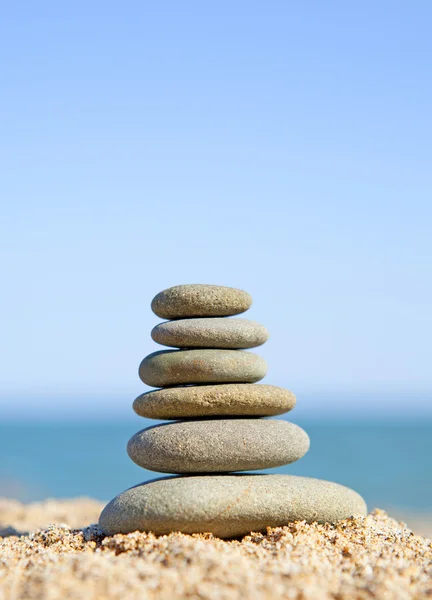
151, 317, 269, 349
99, 474, 368, 537
127, 419, 310, 473
151, 284, 252, 319
133, 383, 296, 419
139, 349, 267, 387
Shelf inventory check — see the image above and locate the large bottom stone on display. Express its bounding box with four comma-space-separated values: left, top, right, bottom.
99, 475, 367, 538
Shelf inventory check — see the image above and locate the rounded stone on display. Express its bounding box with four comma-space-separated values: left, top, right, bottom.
99, 474, 368, 538
127, 419, 309, 473
139, 349, 267, 387
151, 318, 269, 349
133, 384, 296, 419
151, 284, 252, 319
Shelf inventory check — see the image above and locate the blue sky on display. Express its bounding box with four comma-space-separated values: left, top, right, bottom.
1, 1, 431, 419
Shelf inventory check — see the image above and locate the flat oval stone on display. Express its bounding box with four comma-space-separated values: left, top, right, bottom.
151, 318, 269, 349
99, 474, 367, 538
133, 384, 296, 419
151, 284, 252, 319
127, 419, 309, 473
139, 349, 267, 387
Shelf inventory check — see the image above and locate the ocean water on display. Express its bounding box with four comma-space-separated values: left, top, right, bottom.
1, 419, 431, 512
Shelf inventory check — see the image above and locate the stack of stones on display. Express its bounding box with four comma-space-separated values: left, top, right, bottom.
99, 284, 366, 538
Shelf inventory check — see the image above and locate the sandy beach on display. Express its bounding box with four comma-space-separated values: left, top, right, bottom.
1, 498, 431, 599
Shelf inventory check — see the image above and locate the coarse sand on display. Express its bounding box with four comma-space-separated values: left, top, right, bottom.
0, 498, 431, 599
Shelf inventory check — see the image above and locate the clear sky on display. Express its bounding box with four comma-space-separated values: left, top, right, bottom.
1, 1, 431, 419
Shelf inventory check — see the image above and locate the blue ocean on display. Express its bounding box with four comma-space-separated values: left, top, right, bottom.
1, 418, 431, 512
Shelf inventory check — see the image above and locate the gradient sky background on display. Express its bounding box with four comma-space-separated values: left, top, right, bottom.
1, 1, 431, 420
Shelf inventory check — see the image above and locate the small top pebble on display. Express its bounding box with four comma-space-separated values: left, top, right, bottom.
151, 284, 252, 319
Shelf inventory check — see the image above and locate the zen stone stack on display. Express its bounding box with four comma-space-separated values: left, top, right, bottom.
99, 284, 367, 538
